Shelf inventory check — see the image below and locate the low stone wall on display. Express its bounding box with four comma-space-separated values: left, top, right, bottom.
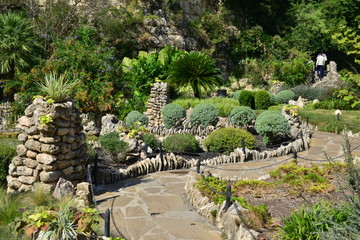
185, 172, 259, 240
93, 129, 311, 184
147, 125, 219, 138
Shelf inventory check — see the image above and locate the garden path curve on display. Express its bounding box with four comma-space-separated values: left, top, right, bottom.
95, 131, 360, 239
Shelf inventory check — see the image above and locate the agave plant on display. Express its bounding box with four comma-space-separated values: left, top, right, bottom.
37, 72, 79, 102
167, 51, 223, 98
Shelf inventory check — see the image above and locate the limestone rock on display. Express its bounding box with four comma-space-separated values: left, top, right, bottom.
52, 178, 75, 199
40, 170, 62, 182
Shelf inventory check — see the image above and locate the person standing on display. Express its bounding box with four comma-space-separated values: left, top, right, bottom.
316, 52, 326, 79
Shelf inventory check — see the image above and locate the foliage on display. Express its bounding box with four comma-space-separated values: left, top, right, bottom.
269, 162, 334, 194
275, 90, 295, 104
0, 188, 22, 225
204, 128, 256, 153
19, 201, 101, 239
254, 90, 271, 110
98, 132, 129, 157
0, 143, 16, 183
255, 110, 290, 145
143, 134, 159, 151
161, 103, 185, 129
289, 85, 328, 100
37, 72, 79, 102
189, 102, 219, 128
332, 22, 360, 64
229, 106, 257, 127
280, 200, 348, 240
0, 12, 43, 79
39, 114, 53, 125
283, 105, 300, 117
172, 97, 239, 117
238, 90, 255, 109
313, 99, 360, 110
162, 134, 199, 153
231, 90, 242, 100
125, 111, 148, 127
334, 70, 360, 109
167, 51, 223, 98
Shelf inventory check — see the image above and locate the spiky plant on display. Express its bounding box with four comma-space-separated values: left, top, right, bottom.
37, 72, 79, 102
167, 51, 223, 98
0, 12, 42, 79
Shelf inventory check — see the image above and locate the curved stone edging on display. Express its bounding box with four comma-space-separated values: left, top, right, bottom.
184, 171, 260, 240
94, 129, 311, 184
147, 125, 219, 137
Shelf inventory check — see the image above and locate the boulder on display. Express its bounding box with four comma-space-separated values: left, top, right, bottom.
52, 178, 75, 199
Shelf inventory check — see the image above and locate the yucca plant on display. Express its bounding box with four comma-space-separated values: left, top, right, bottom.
167, 51, 223, 98
37, 72, 79, 102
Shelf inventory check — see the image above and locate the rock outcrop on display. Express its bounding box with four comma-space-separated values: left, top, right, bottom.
7, 97, 87, 193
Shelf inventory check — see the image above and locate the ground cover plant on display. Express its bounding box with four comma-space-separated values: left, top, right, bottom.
194, 160, 353, 239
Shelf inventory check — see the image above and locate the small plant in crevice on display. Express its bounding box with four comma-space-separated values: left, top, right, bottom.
39, 114, 53, 125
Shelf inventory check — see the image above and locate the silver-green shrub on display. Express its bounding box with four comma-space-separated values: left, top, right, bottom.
161, 103, 185, 129
275, 90, 295, 104
125, 111, 148, 126
229, 106, 257, 127
190, 102, 219, 128
255, 110, 290, 145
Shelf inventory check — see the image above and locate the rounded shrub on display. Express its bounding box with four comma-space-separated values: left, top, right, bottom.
204, 128, 256, 153
143, 133, 159, 150
232, 90, 242, 100
238, 90, 255, 109
229, 106, 257, 127
98, 132, 129, 156
190, 102, 219, 128
269, 92, 276, 106
255, 110, 290, 145
254, 90, 271, 110
125, 110, 148, 126
163, 134, 200, 153
275, 90, 295, 104
161, 103, 186, 129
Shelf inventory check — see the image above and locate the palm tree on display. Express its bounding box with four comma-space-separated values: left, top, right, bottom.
0, 12, 42, 79
167, 51, 223, 98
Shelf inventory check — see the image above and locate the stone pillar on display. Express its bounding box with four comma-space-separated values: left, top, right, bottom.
7, 97, 87, 193
145, 82, 169, 127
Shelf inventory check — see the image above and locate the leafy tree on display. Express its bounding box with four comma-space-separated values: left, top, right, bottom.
167, 51, 223, 98
0, 12, 42, 79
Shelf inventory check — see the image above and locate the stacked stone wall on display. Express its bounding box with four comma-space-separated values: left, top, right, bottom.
145, 82, 169, 127
7, 98, 87, 192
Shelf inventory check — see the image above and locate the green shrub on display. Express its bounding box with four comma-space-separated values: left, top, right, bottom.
0, 143, 16, 183
125, 110, 148, 126
281, 201, 349, 240
232, 90, 242, 100
161, 103, 185, 129
229, 106, 257, 127
190, 102, 219, 128
238, 90, 255, 108
173, 97, 239, 117
289, 85, 328, 100
313, 99, 360, 110
204, 128, 256, 153
254, 90, 271, 110
98, 132, 129, 156
275, 90, 295, 104
162, 134, 199, 153
143, 133, 159, 150
255, 110, 290, 145
269, 92, 276, 106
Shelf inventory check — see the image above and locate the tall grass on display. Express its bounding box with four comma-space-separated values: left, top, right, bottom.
0, 188, 22, 225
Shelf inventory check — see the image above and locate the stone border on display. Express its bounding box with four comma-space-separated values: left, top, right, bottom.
184, 171, 260, 240
94, 129, 311, 184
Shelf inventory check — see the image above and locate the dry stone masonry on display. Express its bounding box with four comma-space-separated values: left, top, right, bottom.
7, 97, 87, 193
145, 82, 169, 127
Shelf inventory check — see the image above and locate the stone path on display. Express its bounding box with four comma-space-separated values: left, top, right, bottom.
95, 131, 360, 239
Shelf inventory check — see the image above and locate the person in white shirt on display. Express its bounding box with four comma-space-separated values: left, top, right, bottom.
316, 53, 326, 79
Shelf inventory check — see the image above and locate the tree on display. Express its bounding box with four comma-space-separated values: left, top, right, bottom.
0, 12, 42, 79
167, 52, 223, 98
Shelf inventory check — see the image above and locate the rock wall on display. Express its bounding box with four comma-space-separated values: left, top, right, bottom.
145, 82, 169, 127
313, 61, 344, 89
7, 98, 87, 193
